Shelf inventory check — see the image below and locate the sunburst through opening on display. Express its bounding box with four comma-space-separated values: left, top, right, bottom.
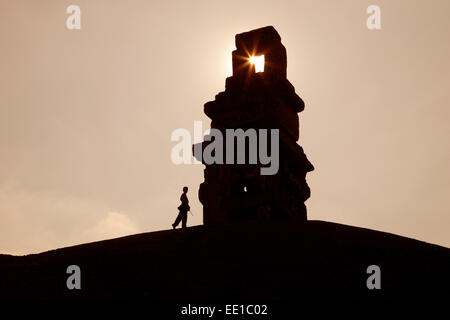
249, 55, 265, 73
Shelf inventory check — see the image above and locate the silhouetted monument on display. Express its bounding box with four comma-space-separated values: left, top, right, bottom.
194, 26, 314, 225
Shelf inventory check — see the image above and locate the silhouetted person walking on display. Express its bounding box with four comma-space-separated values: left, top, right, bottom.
172, 186, 190, 229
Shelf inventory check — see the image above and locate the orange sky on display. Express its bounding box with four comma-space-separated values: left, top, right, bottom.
1, 0, 449, 254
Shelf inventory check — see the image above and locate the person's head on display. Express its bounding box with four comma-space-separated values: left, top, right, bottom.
183, 186, 188, 193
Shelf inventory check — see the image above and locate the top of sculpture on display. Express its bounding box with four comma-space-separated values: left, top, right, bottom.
231, 26, 287, 81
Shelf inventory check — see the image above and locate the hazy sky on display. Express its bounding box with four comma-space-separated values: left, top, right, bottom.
1, 0, 449, 254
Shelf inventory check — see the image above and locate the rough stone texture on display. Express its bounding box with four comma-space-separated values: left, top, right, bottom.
195, 26, 314, 225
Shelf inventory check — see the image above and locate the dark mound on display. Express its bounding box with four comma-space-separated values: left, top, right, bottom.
0, 220, 449, 301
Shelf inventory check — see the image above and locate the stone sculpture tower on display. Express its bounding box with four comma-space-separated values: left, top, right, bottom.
194, 26, 314, 225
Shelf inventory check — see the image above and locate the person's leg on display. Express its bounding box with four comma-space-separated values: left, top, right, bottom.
181, 211, 187, 228
173, 211, 182, 228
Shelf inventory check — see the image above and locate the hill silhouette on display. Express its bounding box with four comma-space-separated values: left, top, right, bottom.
0, 220, 449, 301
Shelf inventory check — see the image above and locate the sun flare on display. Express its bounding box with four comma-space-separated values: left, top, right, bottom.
249, 55, 265, 73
